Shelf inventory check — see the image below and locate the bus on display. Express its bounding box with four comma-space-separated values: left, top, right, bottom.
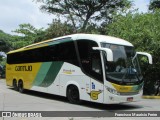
6, 34, 152, 104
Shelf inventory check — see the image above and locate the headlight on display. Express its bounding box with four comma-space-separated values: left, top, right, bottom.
106, 87, 120, 95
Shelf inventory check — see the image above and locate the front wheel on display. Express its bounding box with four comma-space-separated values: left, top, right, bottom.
67, 85, 81, 104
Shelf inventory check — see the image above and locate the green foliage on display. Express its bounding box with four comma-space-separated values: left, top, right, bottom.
13, 23, 46, 47
0, 30, 12, 52
0, 56, 2, 62
35, 0, 131, 31
44, 19, 75, 40
0, 57, 6, 66
149, 0, 160, 11
106, 10, 160, 95
44, 19, 101, 39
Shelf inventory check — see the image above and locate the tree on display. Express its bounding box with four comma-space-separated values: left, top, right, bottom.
13, 23, 46, 46
43, 19, 75, 40
0, 30, 12, 52
106, 10, 160, 95
149, 0, 160, 11
34, 0, 131, 32
0, 30, 12, 67
0, 52, 6, 66
36, 18, 101, 41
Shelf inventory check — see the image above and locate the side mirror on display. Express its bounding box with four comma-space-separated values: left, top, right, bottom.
92, 47, 113, 61
136, 52, 152, 64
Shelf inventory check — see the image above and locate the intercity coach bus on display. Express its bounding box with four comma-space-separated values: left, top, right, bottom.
6, 34, 152, 104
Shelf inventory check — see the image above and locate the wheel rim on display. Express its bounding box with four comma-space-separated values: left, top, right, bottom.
70, 89, 78, 100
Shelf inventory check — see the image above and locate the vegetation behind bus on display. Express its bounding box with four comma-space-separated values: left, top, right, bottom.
106, 10, 160, 95
1, 1, 160, 95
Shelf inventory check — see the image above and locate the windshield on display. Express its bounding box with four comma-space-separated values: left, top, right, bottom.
101, 43, 143, 85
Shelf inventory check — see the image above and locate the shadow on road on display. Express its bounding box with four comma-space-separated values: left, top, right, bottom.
9, 88, 143, 111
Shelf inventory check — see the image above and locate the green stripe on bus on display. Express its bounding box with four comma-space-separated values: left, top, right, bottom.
47, 38, 72, 46
33, 62, 52, 86
39, 61, 63, 87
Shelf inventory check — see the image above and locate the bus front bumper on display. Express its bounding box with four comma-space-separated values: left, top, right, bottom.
104, 91, 143, 104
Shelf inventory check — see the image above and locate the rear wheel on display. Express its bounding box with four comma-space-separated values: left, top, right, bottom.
13, 80, 18, 91
18, 80, 24, 93
67, 85, 81, 104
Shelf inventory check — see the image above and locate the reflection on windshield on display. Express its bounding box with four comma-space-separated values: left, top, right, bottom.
101, 43, 142, 85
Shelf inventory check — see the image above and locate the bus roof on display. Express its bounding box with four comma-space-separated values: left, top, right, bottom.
71, 34, 133, 46
27, 34, 133, 47
8, 34, 133, 54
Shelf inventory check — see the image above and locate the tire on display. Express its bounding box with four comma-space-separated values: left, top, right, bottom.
18, 80, 24, 93
13, 80, 18, 91
67, 85, 81, 104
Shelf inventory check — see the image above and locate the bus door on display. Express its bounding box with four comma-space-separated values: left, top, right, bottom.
90, 52, 104, 103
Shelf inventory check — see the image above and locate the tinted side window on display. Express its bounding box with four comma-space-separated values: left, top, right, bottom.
7, 47, 46, 64
77, 40, 103, 82
7, 40, 79, 66
55, 41, 79, 66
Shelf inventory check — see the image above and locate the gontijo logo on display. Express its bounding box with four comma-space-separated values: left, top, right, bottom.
15, 65, 32, 71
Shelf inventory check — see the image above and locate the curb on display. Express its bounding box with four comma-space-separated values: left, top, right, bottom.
142, 96, 160, 99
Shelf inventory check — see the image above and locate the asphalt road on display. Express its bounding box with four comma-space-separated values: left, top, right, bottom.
0, 79, 160, 120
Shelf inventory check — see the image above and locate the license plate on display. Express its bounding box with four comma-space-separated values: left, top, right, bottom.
127, 97, 133, 102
